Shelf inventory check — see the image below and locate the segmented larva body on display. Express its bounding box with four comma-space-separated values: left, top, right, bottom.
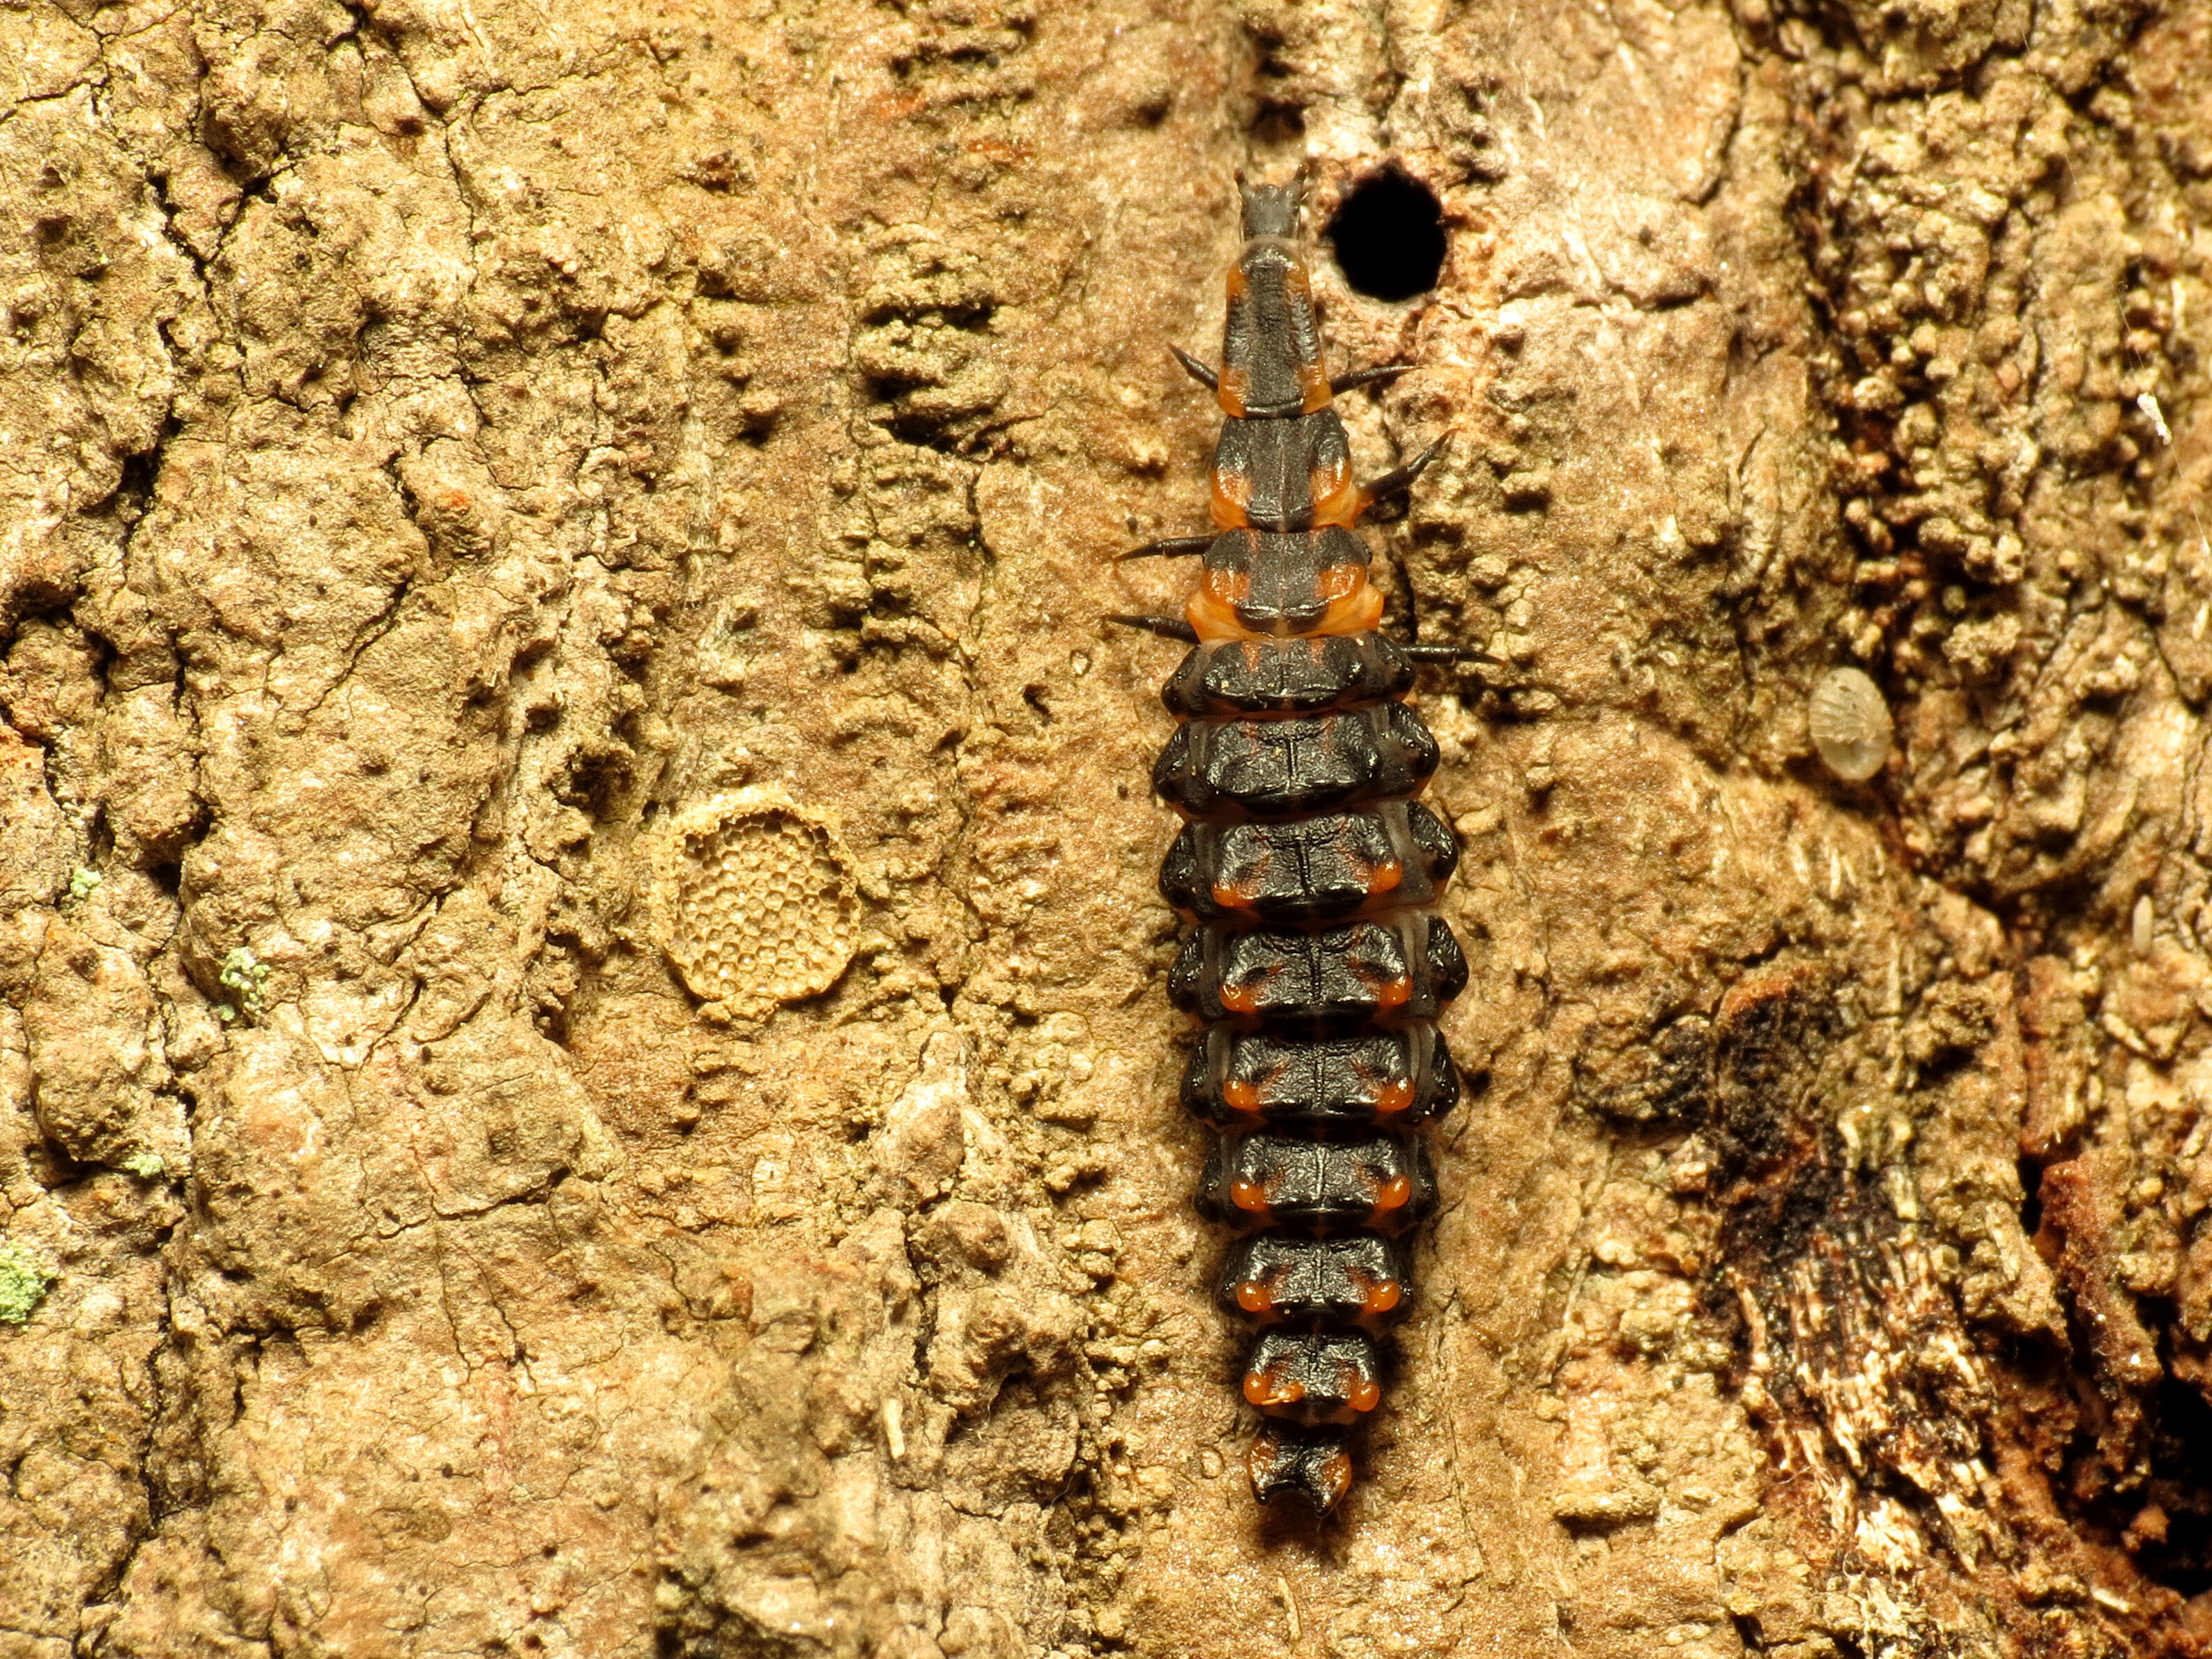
1122, 178, 1464, 1512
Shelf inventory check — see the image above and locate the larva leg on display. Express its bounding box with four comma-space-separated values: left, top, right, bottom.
1105, 612, 1201, 644
1332, 364, 1411, 396
1170, 344, 1220, 392
1116, 533, 1216, 562
1360, 436, 1448, 504
1402, 642, 1502, 666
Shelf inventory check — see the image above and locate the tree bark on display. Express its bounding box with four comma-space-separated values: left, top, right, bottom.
3, 0, 2209, 1653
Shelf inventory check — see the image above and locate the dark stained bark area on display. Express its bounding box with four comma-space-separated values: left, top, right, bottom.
3, 0, 2212, 1654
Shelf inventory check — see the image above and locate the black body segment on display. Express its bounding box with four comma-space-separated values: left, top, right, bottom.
1220, 236, 1327, 417
1168, 913, 1467, 1027
1181, 1025, 1461, 1134
1153, 702, 1440, 821
1243, 1331, 1385, 1425
1131, 172, 1461, 1513
1197, 1132, 1434, 1235
1160, 635, 1414, 719
1199, 527, 1372, 635
1250, 1425, 1356, 1510
1219, 1231, 1413, 1331
1158, 801, 1459, 926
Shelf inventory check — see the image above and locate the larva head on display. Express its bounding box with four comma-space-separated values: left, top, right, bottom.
1238, 174, 1303, 239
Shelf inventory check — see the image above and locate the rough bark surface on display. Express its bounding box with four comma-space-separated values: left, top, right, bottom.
5, 0, 2212, 1653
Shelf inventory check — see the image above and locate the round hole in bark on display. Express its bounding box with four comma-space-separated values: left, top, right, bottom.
1327, 171, 1446, 302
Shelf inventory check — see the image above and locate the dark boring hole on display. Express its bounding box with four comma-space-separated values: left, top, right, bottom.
2136, 1375, 2212, 1594
1327, 171, 1447, 302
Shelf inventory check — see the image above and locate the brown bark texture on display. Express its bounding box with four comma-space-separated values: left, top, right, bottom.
4, 0, 2212, 1653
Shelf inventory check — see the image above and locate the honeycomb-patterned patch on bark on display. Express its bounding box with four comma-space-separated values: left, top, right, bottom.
650, 789, 861, 1019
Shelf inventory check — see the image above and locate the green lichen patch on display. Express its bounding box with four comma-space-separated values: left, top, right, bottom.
0, 1241, 56, 1326
218, 946, 272, 1019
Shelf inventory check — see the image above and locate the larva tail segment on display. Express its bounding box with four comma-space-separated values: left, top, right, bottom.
1249, 1422, 1357, 1513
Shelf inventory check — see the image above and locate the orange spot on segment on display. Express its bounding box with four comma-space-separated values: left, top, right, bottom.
1236, 1280, 1276, 1315
1218, 981, 1262, 1015
1218, 366, 1252, 419
1211, 465, 1253, 530
1365, 860, 1404, 897
1298, 357, 1332, 415
1230, 1176, 1270, 1213
1372, 1079, 1415, 1116
1346, 1375, 1382, 1413
1374, 1173, 1413, 1210
1187, 590, 1261, 642
1374, 974, 1413, 1010
1203, 566, 1253, 609
1318, 1451, 1353, 1506
1360, 1278, 1402, 1317
1226, 264, 1251, 300
1211, 851, 1270, 913
1319, 585, 1385, 635
1222, 1079, 1262, 1115
1247, 1440, 1278, 1489
1309, 455, 1364, 527
1244, 1369, 1305, 1408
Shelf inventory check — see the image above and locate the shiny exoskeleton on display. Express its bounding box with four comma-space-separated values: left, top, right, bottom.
1112, 176, 1463, 1512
